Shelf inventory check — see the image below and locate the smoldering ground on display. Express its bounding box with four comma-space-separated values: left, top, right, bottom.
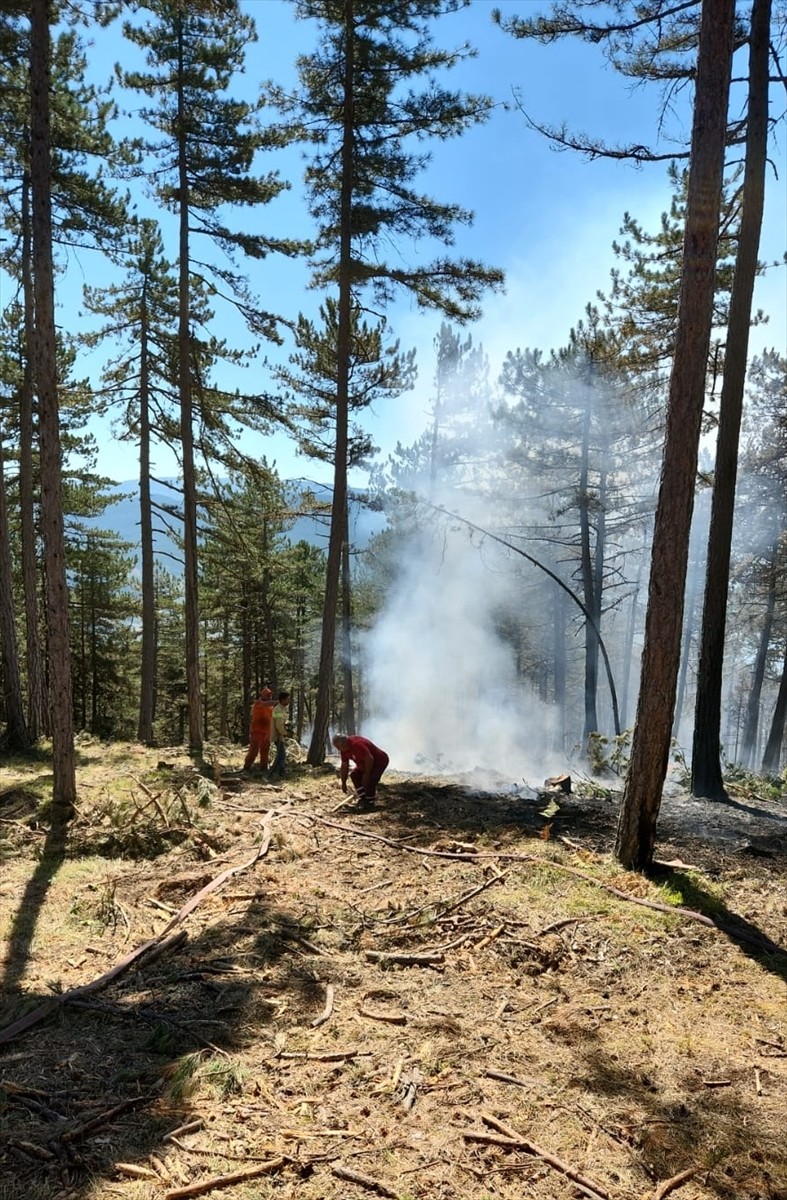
357, 510, 568, 789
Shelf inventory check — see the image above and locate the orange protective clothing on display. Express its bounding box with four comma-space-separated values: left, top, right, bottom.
244, 692, 273, 769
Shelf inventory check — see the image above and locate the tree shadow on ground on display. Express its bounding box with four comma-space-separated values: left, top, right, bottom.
570, 1038, 787, 1197
0, 880, 323, 1197
1, 818, 70, 994
2, 764, 785, 1199
375, 779, 787, 982
649, 864, 787, 983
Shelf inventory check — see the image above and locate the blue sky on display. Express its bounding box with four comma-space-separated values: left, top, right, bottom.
58, 1, 787, 485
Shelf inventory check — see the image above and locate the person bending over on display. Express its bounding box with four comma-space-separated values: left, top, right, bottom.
332, 734, 389, 806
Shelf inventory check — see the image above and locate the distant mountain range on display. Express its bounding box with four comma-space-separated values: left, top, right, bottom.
81, 479, 387, 570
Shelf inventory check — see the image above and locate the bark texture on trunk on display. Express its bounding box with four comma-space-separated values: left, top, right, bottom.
691, 0, 771, 799
307, 0, 354, 765
616, 0, 735, 869
740, 552, 776, 766
31, 0, 76, 822
0, 439, 30, 748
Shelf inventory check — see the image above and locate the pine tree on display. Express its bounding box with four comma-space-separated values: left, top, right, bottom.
271, 298, 416, 730
276, 0, 504, 764
30, 0, 76, 824
735, 351, 787, 768
691, 0, 772, 799
616, 0, 735, 869
120, 0, 298, 752
0, 431, 30, 750
68, 526, 137, 738
81, 218, 179, 743
0, 8, 129, 742
496, 310, 641, 749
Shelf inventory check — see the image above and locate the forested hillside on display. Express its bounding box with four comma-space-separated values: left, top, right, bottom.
0, 5, 785, 865
2, 3, 787, 1198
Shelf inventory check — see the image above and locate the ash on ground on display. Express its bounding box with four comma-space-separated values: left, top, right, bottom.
401, 758, 787, 861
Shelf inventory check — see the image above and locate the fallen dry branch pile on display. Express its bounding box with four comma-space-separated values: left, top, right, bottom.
0, 744, 786, 1200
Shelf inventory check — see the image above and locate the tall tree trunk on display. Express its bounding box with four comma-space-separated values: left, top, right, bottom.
673, 545, 699, 739
341, 502, 356, 731
620, 532, 648, 731
740, 551, 777, 766
219, 613, 230, 739
0, 437, 31, 749
307, 0, 353, 764
137, 292, 156, 743
260, 518, 277, 689
30, 0, 76, 823
691, 0, 771, 799
615, 0, 734, 869
176, 19, 202, 752
579, 391, 599, 741
553, 586, 566, 753
20, 171, 47, 739
241, 580, 252, 733
761, 640, 787, 773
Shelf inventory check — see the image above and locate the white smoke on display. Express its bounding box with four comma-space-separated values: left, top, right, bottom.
359, 516, 566, 790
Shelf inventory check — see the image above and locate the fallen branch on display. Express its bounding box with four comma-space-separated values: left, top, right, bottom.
331, 1161, 399, 1198
484, 1068, 530, 1088
365, 950, 444, 967
9, 1140, 54, 1161
164, 1120, 203, 1142
438, 873, 507, 920
116, 1163, 160, 1180
359, 1005, 407, 1025
277, 1049, 366, 1062
0, 823, 275, 1046
538, 913, 605, 935
162, 1156, 287, 1200
654, 1165, 703, 1199
476, 924, 506, 949
305, 815, 787, 958
61, 1093, 156, 1143
311, 984, 335, 1028
131, 776, 170, 826
65, 990, 225, 1054
463, 1111, 610, 1200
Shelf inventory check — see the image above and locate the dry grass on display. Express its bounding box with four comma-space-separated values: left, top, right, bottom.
1, 740, 786, 1200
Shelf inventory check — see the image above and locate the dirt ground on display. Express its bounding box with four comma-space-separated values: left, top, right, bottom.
1, 739, 786, 1200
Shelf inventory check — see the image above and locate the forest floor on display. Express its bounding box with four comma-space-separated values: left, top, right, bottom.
1, 738, 786, 1200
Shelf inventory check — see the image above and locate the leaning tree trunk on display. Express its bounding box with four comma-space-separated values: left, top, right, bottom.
616, 0, 735, 869
30, 0, 76, 823
691, 0, 771, 800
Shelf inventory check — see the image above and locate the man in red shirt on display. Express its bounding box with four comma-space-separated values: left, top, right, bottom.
332, 734, 389, 805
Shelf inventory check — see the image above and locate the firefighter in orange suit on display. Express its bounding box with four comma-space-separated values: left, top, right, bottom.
243, 687, 274, 770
